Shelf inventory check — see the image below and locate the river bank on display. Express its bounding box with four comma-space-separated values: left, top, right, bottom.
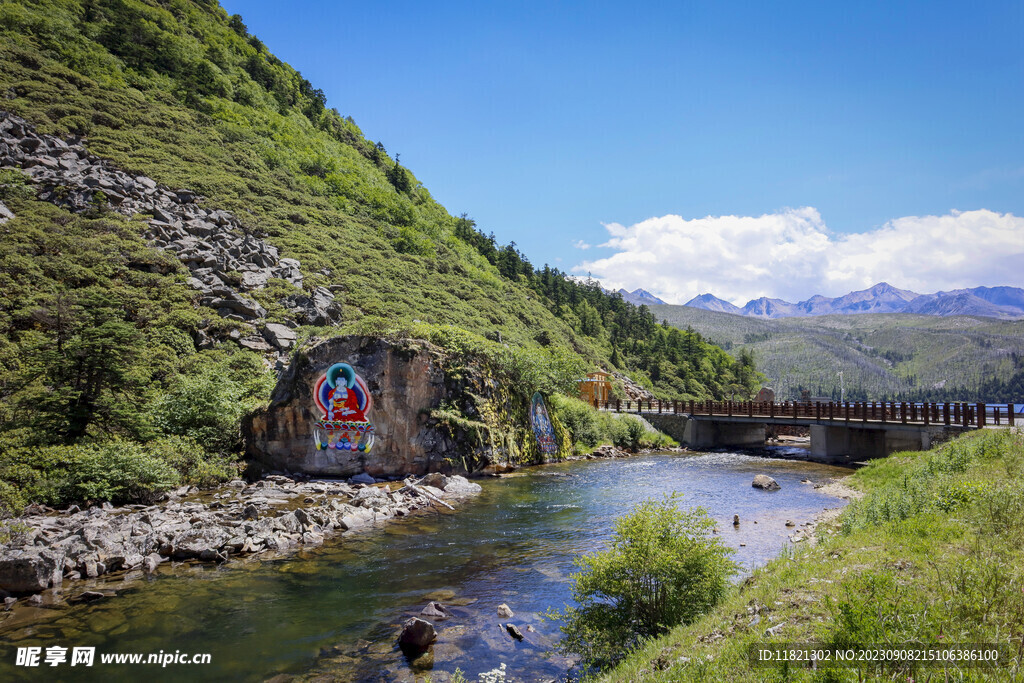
600, 428, 1024, 682
0, 472, 482, 612
0, 443, 642, 610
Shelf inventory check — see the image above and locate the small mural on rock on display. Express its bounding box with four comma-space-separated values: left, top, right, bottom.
313, 363, 375, 453
530, 392, 558, 454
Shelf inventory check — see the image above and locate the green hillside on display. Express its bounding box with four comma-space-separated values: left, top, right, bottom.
652, 304, 1024, 401
0, 0, 759, 513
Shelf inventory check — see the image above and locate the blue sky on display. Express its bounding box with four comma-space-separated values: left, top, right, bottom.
220, 1, 1024, 304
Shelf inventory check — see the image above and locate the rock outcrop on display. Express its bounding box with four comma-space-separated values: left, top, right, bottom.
245, 335, 544, 478
0, 111, 339, 326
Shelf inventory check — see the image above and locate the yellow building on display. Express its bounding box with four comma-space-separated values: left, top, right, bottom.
578, 370, 611, 406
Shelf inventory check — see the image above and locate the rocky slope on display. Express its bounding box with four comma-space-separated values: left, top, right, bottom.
0, 111, 339, 332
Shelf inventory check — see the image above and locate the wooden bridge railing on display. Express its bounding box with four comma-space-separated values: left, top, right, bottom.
594, 399, 1016, 430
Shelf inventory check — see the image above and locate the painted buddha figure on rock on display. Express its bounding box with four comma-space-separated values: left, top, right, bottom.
312, 363, 374, 453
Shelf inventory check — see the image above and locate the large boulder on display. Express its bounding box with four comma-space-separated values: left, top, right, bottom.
279, 287, 339, 326
398, 617, 436, 654
244, 336, 494, 478
442, 475, 482, 497
262, 323, 297, 350
0, 548, 63, 593
752, 474, 781, 491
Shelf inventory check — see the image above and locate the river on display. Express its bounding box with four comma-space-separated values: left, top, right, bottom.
0, 450, 851, 682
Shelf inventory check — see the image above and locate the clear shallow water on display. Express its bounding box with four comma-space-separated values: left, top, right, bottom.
0, 451, 851, 682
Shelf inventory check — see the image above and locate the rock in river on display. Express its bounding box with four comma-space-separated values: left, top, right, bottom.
420, 601, 450, 621
398, 617, 436, 654
752, 474, 780, 491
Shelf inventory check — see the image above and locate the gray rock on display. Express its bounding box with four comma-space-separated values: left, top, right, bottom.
419, 472, 447, 489
218, 296, 266, 319
261, 323, 297, 350
351, 473, 376, 485
420, 601, 450, 620
397, 617, 436, 653
239, 337, 275, 353
752, 475, 780, 491
497, 603, 514, 618
338, 508, 374, 530
442, 475, 482, 497
505, 623, 524, 641
0, 548, 62, 593
279, 287, 339, 326
0, 200, 14, 224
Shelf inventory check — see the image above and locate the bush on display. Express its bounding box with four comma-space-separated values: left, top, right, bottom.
150, 352, 274, 454
548, 395, 676, 454
615, 415, 649, 451
548, 394, 604, 450
60, 440, 181, 505
547, 494, 737, 670
148, 435, 238, 487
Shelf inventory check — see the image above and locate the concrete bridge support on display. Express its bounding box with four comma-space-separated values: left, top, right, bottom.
685, 418, 767, 450
644, 414, 767, 450
809, 424, 963, 463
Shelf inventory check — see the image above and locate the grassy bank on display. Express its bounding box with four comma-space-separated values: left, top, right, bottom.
602, 428, 1024, 682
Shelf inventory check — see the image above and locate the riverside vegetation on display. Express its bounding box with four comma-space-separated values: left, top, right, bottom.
0, 0, 760, 519
546, 494, 737, 671
598, 428, 1024, 682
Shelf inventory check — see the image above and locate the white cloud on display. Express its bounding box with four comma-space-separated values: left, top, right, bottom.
573, 239, 592, 250
574, 208, 1024, 305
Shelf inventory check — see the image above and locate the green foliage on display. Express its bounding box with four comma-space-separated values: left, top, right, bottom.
600, 429, 1024, 682
150, 352, 275, 454
841, 429, 1018, 532
57, 439, 180, 504
547, 394, 676, 453
548, 494, 737, 670
0, 197, 269, 509
548, 394, 607, 450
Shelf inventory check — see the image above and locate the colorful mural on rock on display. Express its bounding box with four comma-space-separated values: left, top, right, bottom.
530, 392, 558, 454
312, 362, 375, 453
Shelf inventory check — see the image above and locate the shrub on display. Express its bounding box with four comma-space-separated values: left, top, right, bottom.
547, 394, 604, 450
59, 440, 181, 505
547, 494, 737, 670
148, 435, 238, 487
615, 415, 649, 451
150, 352, 274, 454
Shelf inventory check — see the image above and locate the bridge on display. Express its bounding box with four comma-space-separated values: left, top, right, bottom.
596, 399, 1016, 463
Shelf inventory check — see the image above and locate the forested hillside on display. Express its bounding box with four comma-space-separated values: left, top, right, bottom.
0, 0, 759, 514
652, 304, 1024, 401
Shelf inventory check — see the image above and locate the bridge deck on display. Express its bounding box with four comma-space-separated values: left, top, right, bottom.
596, 399, 1015, 430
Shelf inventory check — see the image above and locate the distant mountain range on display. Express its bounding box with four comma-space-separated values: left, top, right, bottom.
683, 283, 1024, 320
649, 304, 1024, 401
615, 288, 668, 306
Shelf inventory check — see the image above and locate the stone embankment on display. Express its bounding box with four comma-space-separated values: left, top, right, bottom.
0, 473, 481, 603
0, 111, 340, 340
